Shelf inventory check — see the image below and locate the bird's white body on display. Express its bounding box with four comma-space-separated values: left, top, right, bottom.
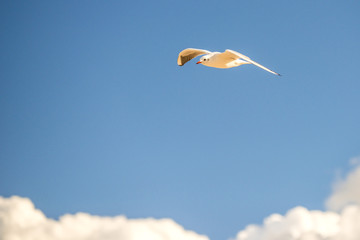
177, 48, 281, 76
199, 52, 250, 69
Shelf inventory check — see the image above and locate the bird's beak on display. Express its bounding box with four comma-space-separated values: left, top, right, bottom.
196, 61, 201, 64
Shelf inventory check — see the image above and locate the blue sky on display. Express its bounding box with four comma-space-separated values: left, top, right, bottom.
1, 1, 360, 240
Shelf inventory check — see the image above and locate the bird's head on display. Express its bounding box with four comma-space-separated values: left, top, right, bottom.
196, 55, 211, 65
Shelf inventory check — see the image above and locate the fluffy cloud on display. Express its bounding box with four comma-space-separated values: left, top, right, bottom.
235, 162, 360, 240
326, 157, 360, 211
235, 205, 360, 240
0, 196, 209, 240
2, 159, 360, 240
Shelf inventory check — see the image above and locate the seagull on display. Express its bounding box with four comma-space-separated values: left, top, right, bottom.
177, 48, 281, 76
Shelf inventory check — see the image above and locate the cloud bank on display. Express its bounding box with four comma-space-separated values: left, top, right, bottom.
0, 196, 209, 240
235, 161, 360, 240
1, 159, 360, 240
326, 157, 360, 211
235, 205, 360, 240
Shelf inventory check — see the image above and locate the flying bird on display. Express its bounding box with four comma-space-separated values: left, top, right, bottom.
177, 48, 281, 76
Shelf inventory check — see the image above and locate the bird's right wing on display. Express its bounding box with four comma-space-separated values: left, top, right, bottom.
224, 49, 281, 76
177, 48, 211, 66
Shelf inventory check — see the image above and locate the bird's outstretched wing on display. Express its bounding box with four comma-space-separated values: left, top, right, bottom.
177, 48, 211, 66
224, 49, 281, 76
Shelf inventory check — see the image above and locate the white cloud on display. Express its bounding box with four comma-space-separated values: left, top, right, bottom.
235, 205, 360, 240
0, 196, 209, 240
2, 158, 360, 240
326, 158, 360, 211
234, 161, 360, 240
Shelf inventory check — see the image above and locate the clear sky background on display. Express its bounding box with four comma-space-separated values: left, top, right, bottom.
1, 1, 360, 240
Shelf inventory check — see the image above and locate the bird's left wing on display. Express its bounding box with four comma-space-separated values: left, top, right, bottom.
224, 49, 281, 76
177, 48, 211, 66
